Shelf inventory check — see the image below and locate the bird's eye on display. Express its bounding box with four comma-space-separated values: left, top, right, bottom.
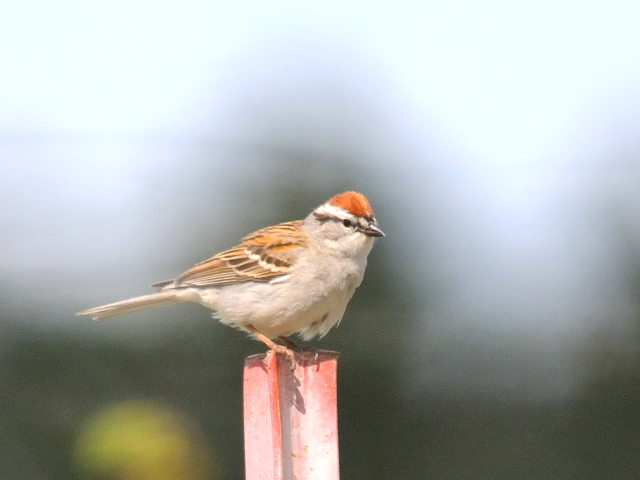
342, 219, 352, 228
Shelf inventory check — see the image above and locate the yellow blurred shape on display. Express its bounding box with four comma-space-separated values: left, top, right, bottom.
74, 400, 219, 480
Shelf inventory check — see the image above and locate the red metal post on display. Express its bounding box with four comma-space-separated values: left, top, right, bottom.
243, 350, 340, 480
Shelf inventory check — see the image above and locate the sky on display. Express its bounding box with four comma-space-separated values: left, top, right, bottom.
2, 1, 640, 161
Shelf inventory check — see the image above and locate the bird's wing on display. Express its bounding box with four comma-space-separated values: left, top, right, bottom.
167, 221, 308, 288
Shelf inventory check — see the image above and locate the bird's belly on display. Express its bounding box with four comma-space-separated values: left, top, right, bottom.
201, 275, 358, 339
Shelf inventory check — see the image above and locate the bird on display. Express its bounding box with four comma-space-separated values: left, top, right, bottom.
77, 192, 384, 360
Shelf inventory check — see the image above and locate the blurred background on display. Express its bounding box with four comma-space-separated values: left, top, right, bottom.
2, 1, 640, 478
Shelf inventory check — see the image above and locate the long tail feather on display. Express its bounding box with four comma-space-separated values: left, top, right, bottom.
76, 291, 182, 321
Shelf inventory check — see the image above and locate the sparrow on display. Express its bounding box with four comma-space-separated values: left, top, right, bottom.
77, 191, 384, 358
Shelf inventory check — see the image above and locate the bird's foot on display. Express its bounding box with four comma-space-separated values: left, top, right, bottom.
268, 344, 299, 370
278, 336, 320, 366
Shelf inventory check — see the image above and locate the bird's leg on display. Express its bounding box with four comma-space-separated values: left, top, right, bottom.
278, 336, 302, 350
246, 325, 297, 369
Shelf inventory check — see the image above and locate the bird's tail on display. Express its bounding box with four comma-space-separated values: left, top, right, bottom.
76, 291, 183, 321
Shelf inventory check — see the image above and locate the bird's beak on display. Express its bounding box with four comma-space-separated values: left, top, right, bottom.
361, 222, 385, 238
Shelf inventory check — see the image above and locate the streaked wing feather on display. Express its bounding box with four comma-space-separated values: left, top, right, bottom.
173, 221, 307, 287
240, 220, 304, 242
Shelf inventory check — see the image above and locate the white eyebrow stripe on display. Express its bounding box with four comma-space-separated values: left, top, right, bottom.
314, 203, 351, 219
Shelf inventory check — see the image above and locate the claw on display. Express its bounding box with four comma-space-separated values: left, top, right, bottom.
261, 345, 297, 370
245, 326, 301, 370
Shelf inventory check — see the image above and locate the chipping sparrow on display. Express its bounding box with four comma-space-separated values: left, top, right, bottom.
77, 192, 384, 356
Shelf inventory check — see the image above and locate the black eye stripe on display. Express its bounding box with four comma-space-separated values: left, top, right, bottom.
315, 212, 371, 229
